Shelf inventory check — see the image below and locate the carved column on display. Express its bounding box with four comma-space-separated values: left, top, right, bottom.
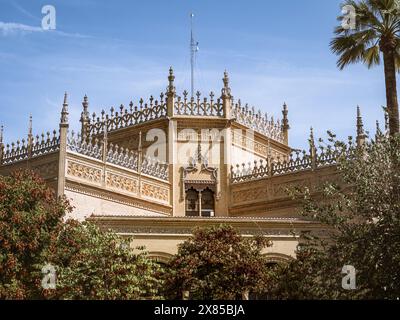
267, 139, 273, 177
220, 71, 233, 216
166, 68, 179, 216
198, 190, 202, 217
169, 120, 182, 216
219, 124, 231, 217
138, 131, 143, 197
57, 92, 69, 197
101, 123, 108, 187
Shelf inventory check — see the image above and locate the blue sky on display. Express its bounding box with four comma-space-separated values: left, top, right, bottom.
0, 0, 390, 149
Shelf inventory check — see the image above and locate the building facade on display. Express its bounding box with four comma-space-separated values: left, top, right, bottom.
0, 68, 357, 263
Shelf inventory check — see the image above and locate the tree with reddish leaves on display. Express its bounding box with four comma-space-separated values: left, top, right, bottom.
164, 225, 272, 300
0, 170, 163, 300
0, 170, 70, 299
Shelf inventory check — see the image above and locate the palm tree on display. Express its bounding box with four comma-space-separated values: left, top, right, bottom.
331, 0, 400, 136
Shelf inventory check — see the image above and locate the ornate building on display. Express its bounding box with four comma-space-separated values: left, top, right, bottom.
0, 68, 363, 263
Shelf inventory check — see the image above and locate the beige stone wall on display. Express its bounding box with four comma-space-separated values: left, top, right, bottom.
229, 166, 339, 217
91, 216, 325, 264
64, 189, 166, 221
64, 151, 172, 220
129, 234, 298, 261
264, 237, 298, 259
174, 123, 228, 217
0, 152, 60, 189
231, 124, 290, 161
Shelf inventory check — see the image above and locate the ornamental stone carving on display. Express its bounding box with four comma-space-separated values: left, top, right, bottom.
141, 181, 169, 203
106, 172, 139, 194
232, 187, 269, 204
232, 131, 268, 157
67, 160, 102, 184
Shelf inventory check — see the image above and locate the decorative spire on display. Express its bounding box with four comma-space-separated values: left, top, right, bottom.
309, 127, 315, 148
80, 95, 90, 138
282, 102, 290, 129
167, 66, 175, 95
82, 95, 89, 118
375, 120, 382, 138
221, 70, 232, 98
309, 127, 317, 169
356, 106, 366, 146
356, 105, 365, 136
28, 115, 32, 134
28, 115, 33, 146
27, 115, 33, 158
281, 102, 290, 145
61, 92, 69, 124
223, 70, 229, 88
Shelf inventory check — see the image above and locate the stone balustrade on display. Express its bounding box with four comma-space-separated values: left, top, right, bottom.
231, 100, 285, 144
174, 90, 223, 116
231, 143, 348, 183
1, 130, 60, 165
87, 94, 168, 136
66, 131, 169, 181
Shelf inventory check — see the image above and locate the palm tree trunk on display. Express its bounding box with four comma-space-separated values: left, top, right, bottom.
383, 49, 400, 136
382, 49, 400, 208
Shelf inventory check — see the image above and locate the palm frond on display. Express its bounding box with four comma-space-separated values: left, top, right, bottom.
337, 43, 366, 69
363, 45, 381, 67
332, 0, 400, 69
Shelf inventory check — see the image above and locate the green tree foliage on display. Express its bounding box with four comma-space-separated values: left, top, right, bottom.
331, 0, 400, 135
164, 224, 271, 300
0, 170, 163, 300
0, 170, 70, 299
45, 221, 164, 300
267, 134, 400, 299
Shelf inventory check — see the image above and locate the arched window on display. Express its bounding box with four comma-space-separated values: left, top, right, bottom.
201, 188, 215, 217
185, 188, 199, 217
185, 187, 215, 217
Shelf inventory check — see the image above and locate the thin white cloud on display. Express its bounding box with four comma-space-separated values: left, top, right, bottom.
0, 22, 43, 35
0, 21, 91, 38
